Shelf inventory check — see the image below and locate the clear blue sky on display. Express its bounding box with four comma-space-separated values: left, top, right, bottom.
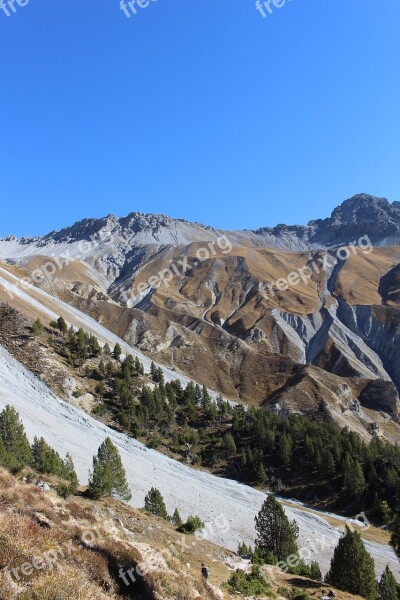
1, 0, 399, 237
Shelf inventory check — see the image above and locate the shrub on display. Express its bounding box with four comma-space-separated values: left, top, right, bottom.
179, 515, 204, 534
225, 566, 271, 596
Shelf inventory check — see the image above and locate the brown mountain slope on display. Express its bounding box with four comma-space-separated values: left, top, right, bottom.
1, 254, 400, 444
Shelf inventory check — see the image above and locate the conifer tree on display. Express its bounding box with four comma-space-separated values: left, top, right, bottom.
378, 566, 398, 600
144, 487, 169, 520
256, 462, 268, 483
113, 343, 122, 361
343, 455, 367, 498
150, 361, 156, 379
0, 437, 9, 470
32, 436, 64, 474
0, 405, 32, 472
75, 328, 88, 361
238, 542, 252, 557
320, 449, 336, 479
390, 513, 400, 557
89, 335, 101, 356
279, 434, 293, 468
98, 358, 106, 378
255, 496, 298, 562
89, 437, 131, 501
31, 438, 79, 490
134, 356, 144, 374
353, 459, 367, 496
202, 385, 212, 413
57, 316, 68, 335
171, 508, 183, 528
64, 453, 79, 493
223, 432, 237, 455
326, 527, 378, 600
310, 561, 322, 582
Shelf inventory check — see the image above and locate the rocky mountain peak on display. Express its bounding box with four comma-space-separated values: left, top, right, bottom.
312, 194, 400, 245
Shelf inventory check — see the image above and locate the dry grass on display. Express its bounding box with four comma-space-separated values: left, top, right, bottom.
0, 466, 367, 600
0, 468, 230, 599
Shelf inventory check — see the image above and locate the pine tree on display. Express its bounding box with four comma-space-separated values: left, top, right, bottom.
0, 405, 32, 472
113, 343, 122, 361
57, 316, 68, 335
223, 432, 237, 455
343, 455, 367, 498
30, 438, 79, 490
320, 449, 336, 479
379, 566, 398, 600
171, 508, 183, 528
150, 361, 156, 379
98, 358, 106, 378
32, 436, 64, 474
326, 527, 378, 600
202, 385, 212, 413
279, 434, 293, 468
255, 496, 299, 562
238, 542, 252, 558
391, 513, 400, 557
256, 462, 268, 483
89, 438, 131, 501
352, 459, 367, 496
89, 335, 101, 356
144, 487, 169, 520
64, 453, 79, 493
76, 328, 88, 361
310, 561, 322, 582
134, 356, 144, 374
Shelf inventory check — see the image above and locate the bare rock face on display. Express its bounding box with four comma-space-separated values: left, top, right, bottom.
359, 380, 400, 422
313, 194, 400, 246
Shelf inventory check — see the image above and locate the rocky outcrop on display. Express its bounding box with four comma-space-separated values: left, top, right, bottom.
359, 380, 400, 421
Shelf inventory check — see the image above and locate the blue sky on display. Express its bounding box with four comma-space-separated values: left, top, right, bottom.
0, 0, 399, 237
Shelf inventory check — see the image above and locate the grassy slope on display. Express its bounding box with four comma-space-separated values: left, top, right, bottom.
0, 468, 365, 600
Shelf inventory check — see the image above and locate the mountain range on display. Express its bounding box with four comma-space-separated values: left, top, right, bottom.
1, 193, 400, 444
2, 193, 400, 253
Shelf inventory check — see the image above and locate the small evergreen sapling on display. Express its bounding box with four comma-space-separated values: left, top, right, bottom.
144, 487, 169, 520
89, 437, 131, 501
